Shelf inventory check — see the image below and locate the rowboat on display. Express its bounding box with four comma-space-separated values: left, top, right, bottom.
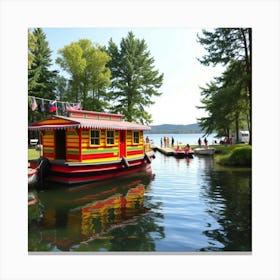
193, 147, 215, 155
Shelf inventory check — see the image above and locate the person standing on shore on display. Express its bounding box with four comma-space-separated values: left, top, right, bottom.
198, 138, 201, 146
166, 137, 170, 147
204, 137, 208, 148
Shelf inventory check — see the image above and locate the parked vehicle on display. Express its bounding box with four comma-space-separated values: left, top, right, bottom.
237, 130, 250, 143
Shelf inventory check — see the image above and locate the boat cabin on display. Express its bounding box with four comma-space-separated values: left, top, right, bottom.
29, 109, 151, 164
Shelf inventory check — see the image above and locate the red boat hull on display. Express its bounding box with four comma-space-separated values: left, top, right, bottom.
29, 153, 154, 185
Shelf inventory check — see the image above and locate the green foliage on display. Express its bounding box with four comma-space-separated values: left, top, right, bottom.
54, 75, 69, 101
197, 28, 251, 67
198, 60, 250, 139
28, 28, 57, 99
28, 29, 37, 69
217, 146, 252, 167
107, 32, 164, 125
197, 28, 252, 144
56, 39, 111, 110
28, 28, 58, 126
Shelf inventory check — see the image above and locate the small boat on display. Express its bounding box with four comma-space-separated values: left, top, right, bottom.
174, 149, 186, 158
194, 147, 215, 155
173, 149, 194, 158
185, 149, 194, 158
28, 168, 38, 186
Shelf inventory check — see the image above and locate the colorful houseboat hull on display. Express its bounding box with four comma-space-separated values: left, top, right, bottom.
29, 109, 154, 185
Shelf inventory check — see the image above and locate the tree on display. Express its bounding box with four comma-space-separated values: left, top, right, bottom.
54, 75, 69, 101
28, 29, 37, 70
197, 28, 252, 144
198, 60, 249, 142
107, 32, 164, 125
56, 39, 111, 111
28, 28, 58, 125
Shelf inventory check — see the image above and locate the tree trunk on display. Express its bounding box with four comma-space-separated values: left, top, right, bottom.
235, 112, 240, 143
240, 28, 252, 145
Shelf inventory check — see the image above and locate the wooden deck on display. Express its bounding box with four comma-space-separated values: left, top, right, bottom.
151, 145, 175, 156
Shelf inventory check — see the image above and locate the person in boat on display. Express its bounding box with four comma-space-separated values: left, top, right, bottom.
184, 144, 192, 153
198, 138, 202, 146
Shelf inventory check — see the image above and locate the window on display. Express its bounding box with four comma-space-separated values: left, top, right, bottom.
90, 130, 100, 145
133, 131, 139, 144
107, 131, 114, 145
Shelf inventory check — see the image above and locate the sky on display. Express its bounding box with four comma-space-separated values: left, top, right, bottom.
43, 27, 224, 125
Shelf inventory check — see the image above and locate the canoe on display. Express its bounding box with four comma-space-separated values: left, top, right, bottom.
194, 147, 215, 155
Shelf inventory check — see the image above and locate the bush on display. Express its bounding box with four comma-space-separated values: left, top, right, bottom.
217, 146, 252, 167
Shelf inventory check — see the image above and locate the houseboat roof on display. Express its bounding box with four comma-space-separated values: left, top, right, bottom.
29, 114, 151, 131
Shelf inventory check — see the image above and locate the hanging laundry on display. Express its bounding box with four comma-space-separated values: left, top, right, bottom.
66, 102, 81, 111
49, 100, 57, 113
31, 96, 38, 111
73, 102, 81, 110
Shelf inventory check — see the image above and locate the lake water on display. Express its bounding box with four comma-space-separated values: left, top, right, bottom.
28, 134, 251, 252
145, 133, 219, 146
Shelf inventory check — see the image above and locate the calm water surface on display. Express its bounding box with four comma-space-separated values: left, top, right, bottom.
29, 135, 251, 252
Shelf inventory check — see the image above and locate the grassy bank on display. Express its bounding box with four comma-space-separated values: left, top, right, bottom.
186, 143, 252, 167
214, 144, 252, 167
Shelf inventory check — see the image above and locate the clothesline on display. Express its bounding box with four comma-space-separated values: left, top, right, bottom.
29, 95, 82, 114
29, 95, 81, 106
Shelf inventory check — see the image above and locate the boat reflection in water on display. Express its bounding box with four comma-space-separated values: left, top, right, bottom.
28, 170, 164, 252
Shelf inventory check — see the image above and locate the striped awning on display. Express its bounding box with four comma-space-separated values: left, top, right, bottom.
29, 116, 151, 131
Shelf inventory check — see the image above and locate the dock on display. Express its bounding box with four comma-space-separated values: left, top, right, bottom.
151, 145, 175, 156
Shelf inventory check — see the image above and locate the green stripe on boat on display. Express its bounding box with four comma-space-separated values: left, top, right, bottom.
82, 149, 118, 154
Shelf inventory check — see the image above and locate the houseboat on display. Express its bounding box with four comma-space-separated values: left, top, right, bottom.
28, 109, 155, 185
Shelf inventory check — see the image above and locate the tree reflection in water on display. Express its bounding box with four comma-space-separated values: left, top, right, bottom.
199, 159, 252, 251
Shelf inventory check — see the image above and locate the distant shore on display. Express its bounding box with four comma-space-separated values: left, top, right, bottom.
149, 123, 203, 134
147, 131, 203, 134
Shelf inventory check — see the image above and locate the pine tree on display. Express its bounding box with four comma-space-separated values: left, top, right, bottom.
107, 32, 164, 125
197, 28, 252, 144
28, 28, 58, 127
28, 28, 57, 100
198, 60, 249, 141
